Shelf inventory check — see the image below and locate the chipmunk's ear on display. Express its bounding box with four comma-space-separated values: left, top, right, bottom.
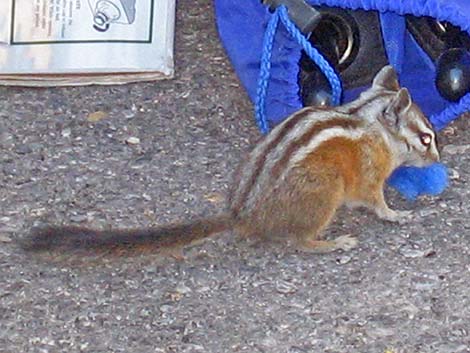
372, 65, 400, 91
382, 88, 412, 128
390, 88, 412, 115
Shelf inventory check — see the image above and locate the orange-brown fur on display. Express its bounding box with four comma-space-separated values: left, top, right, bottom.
234, 134, 395, 251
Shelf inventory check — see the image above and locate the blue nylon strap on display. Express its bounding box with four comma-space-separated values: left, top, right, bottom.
431, 93, 470, 131
255, 5, 342, 134
255, 8, 280, 134
379, 12, 405, 75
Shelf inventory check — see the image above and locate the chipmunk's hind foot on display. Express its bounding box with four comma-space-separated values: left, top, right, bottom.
297, 234, 358, 253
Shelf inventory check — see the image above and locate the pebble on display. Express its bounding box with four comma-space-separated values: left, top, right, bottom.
399, 247, 435, 258
61, 128, 71, 137
87, 111, 108, 122
159, 305, 172, 313
123, 109, 136, 119
275, 279, 297, 294
70, 214, 88, 223
175, 283, 192, 295
449, 168, 460, 180
442, 144, 470, 155
126, 137, 140, 145
419, 209, 438, 217
0, 234, 12, 242
400, 248, 425, 258
0, 132, 14, 148
336, 255, 352, 265
140, 308, 151, 317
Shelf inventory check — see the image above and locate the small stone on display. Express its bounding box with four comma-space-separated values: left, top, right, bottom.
197, 286, 211, 293
126, 137, 140, 145
204, 192, 224, 204
160, 305, 172, 313
442, 126, 456, 136
140, 308, 151, 317
70, 214, 88, 223
30, 337, 41, 344
0, 132, 14, 148
260, 336, 278, 349
175, 283, 192, 295
414, 279, 439, 291
87, 111, 108, 122
61, 128, 71, 137
400, 247, 425, 258
449, 168, 460, 180
384, 349, 398, 353
123, 109, 136, 119
79, 342, 89, 350
336, 255, 352, 264
275, 279, 297, 294
419, 209, 438, 217
0, 234, 12, 242
442, 144, 470, 155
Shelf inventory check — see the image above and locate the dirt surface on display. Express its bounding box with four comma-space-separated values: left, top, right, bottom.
1, 1, 470, 352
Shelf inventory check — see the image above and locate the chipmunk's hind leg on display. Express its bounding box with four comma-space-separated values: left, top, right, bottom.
293, 177, 358, 253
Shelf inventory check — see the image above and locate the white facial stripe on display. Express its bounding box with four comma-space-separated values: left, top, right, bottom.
399, 109, 440, 165
415, 115, 435, 139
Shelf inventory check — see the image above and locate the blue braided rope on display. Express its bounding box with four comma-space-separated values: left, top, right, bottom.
255, 9, 280, 134
255, 5, 342, 134
278, 6, 342, 106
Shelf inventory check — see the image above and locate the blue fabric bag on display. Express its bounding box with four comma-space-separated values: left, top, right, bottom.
215, 0, 470, 200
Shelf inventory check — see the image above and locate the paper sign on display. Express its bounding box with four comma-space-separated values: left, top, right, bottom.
0, 0, 175, 86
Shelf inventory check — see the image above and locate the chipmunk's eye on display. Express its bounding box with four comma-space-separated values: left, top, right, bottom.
420, 133, 432, 146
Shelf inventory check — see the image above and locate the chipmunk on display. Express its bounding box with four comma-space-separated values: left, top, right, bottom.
22, 66, 439, 254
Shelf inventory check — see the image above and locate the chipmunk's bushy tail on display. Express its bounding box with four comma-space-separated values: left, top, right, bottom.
21, 214, 232, 253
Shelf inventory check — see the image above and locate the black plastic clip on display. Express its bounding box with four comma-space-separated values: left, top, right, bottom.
262, 0, 322, 34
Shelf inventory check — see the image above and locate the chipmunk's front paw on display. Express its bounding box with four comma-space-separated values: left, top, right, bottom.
378, 209, 412, 224
334, 234, 359, 251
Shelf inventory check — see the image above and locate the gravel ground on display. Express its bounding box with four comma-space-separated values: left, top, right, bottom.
1, 1, 470, 352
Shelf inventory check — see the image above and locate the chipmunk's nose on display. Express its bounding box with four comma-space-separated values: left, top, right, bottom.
430, 146, 440, 162
432, 136, 440, 162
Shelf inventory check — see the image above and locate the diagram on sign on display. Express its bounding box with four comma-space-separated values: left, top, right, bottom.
10, 0, 154, 44
87, 0, 136, 32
